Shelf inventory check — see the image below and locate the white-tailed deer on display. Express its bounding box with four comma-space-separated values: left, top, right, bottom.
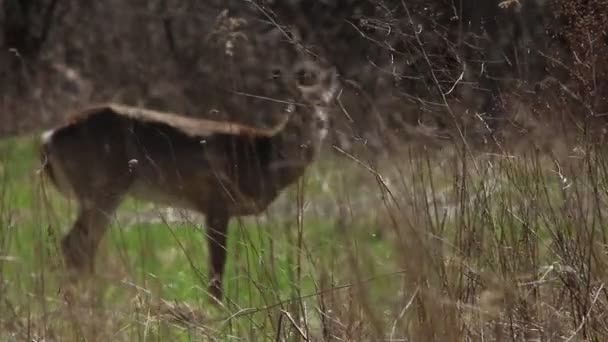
39, 18, 339, 302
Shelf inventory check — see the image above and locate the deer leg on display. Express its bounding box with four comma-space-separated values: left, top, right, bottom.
61, 196, 121, 274
205, 211, 230, 302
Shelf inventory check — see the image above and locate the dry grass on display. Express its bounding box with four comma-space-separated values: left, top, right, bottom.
1, 123, 608, 341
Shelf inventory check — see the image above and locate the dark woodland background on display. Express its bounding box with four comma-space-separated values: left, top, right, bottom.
1, 0, 607, 154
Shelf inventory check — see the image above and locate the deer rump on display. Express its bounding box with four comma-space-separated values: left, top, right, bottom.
41, 104, 309, 216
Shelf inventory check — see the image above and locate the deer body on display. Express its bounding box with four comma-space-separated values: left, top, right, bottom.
39, 14, 339, 301
41, 100, 331, 300
43, 104, 321, 215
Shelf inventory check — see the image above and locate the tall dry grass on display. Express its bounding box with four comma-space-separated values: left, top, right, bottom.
2, 105, 608, 341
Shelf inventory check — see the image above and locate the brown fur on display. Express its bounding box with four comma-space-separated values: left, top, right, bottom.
40, 98, 334, 301
40, 17, 340, 301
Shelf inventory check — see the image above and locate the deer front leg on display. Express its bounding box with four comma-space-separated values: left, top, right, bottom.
61, 196, 121, 275
205, 211, 230, 302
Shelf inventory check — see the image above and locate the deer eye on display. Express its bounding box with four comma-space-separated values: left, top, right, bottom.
296, 68, 318, 87
271, 68, 282, 80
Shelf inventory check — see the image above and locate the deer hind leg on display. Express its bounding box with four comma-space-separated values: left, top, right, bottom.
61, 195, 122, 275
205, 210, 230, 302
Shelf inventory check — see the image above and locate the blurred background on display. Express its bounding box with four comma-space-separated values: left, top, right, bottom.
5, 0, 604, 152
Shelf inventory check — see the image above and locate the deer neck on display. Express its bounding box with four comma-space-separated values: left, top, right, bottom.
278, 104, 328, 162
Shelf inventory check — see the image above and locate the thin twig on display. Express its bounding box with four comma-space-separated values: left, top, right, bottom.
565, 283, 604, 342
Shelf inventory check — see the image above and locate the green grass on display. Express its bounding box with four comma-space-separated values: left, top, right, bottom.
3, 133, 608, 340
0, 134, 397, 340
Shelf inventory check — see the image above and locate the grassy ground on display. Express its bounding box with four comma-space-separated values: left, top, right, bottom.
2, 131, 608, 341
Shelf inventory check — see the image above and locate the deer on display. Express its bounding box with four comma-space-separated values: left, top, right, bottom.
38, 17, 340, 302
